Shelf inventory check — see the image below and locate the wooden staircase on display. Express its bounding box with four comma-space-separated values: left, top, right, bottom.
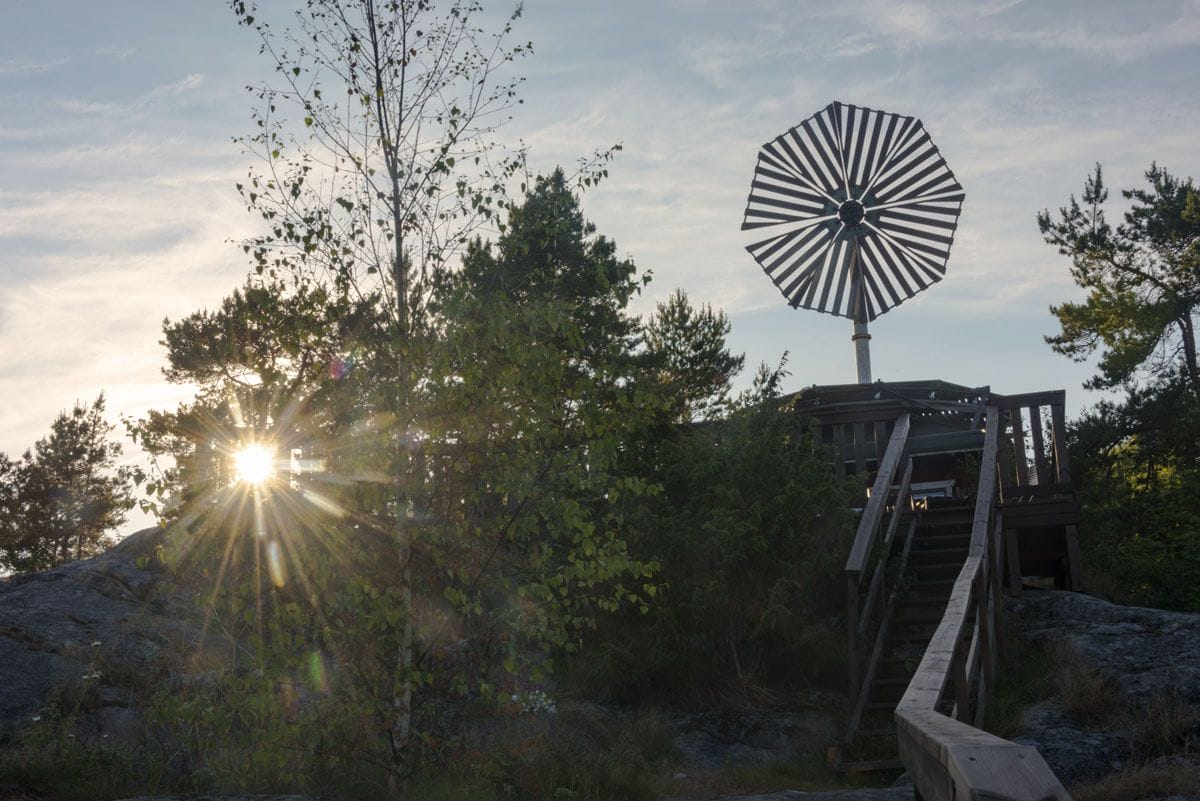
800, 384, 1077, 796
837, 504, 974, 770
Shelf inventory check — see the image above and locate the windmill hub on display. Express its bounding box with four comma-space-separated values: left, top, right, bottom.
838, 198, 866, 227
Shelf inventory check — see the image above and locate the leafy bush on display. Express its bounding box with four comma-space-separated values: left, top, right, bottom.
572, 374, 856, 703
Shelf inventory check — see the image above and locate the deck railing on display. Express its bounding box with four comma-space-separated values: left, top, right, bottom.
994, 391, 1082, 591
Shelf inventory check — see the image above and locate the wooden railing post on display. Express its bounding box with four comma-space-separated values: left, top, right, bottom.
847, 574, 860, 703
1028, 406, 1049, 485
832, 424, 846, 480
991, 512, 1006, 660
1011, 407, 1029, 486
1050, 403, 1072, 484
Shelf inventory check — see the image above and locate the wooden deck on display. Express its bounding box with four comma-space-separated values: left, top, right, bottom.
793, 380, 1077, 798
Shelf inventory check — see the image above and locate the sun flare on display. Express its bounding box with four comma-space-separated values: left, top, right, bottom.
232, 442, 276, 486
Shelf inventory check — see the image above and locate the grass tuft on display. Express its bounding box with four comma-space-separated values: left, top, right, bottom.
1072, 757, 1200, 801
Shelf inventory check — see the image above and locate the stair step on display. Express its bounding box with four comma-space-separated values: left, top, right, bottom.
855, 727, 897, 739
915, 528, 972, 538
911, 563, 965, 578
869, 683, 906, 702
872, 676, 911, 687
835, 757, 904, 773
891, 614, 944, 626
909, 546, 968, 558
910, 578, 956, 589
897, 594, 953, 606
876, 662, 917, 679
886, 631, 935, 644
865, 701, 897, 712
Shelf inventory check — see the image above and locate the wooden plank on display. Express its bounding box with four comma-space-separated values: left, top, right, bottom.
832, 424, 846, 480
1051, 403, 1073, 484
1005, 528, 1022, 596
1011, 408, 1030, 487
847, 574, 860, 703
1029, 407, 1049, 485
993, 389, 1066, 410
976, 569, 993, 691
844, 414, 911, 575
847, 602, 892, 743
974, 663, 988, 730
967, 406, 1000, 559
999, 481, 1076, 500
955, 623, 974, 724
854, 422, 867, 475
998, 431, 1015, 491
1004, 511, 1081, 528
990, 514, 1006, 660
858, 562, 884, 637
847, 515, 919, 745
883, 457, 914, 547
1065, 524, 1084, 590
895, 709, 1071, 801
874, 420, 888, 466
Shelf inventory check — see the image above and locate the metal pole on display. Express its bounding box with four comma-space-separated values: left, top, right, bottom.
853, 320, 872, 384
850, 241, 872, 384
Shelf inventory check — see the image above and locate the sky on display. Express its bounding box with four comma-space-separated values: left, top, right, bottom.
1, 0, 1198, 534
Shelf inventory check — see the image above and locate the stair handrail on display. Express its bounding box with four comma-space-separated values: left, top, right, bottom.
893, 404, 1071, 801
844, 413, 911, 705
844, 413, 911, 578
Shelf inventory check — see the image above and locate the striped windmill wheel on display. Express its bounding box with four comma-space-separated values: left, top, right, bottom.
741, 101, 964, 382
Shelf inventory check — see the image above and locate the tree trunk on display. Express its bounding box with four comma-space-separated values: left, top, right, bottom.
1178, 313, 1199, 390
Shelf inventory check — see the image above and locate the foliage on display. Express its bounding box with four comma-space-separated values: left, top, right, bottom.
1038, 163, 1200, 391
131, 173, 662, 786
230, 0, 529, 330
1072, 759, 1200, 801
0, 395, 133, 573
218, 2, 620, 778
644, 288, 745, 423
574, 362, 857, 702
1041, 163, 1200, 612
1068, 381, 1200, 611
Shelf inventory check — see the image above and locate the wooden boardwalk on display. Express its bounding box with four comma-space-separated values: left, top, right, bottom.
792, 381, 1077, 799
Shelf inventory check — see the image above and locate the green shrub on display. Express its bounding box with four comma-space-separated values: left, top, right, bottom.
573, 391, 856, 703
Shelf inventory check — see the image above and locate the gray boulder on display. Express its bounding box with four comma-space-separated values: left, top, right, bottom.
1006, 590, 1200, 792
0, 528, 215, 743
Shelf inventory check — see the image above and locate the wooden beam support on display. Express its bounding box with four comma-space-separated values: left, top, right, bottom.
1051, 404, 1073, 484
847, 573, 860, 704
1005, 527, 1022, 596
1028, 408, 1049, 486
832, 423, 846, 481
1065, 524, 1083, 591
993, 389, 1066, 410
1011, 409, 1029, 487
854, 422, 867, 476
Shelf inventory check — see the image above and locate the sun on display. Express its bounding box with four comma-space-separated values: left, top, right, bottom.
232, 442, 276, 486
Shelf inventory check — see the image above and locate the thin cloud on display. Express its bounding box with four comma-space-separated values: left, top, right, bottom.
95, 46, 136, 61
0, 57, 69, 76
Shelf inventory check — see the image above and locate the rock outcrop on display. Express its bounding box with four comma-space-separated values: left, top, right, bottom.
0, 528, 211, 743
1006, 590, 1200, 791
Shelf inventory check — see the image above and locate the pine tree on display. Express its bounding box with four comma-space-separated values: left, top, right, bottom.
0, 395, 134, 573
